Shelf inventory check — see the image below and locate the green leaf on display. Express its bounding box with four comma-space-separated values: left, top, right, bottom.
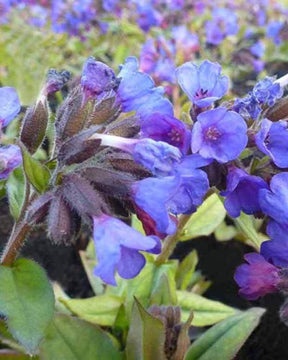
184, 307, 266, 360
180, 194, 226, 241
6, 167, 25, 220
0, 350, 34, 359
60, 294, 123, 326
177, 291, 236, 326
125, 298, 166, 360
20, 145, 50, 193
176, 250, 198, 290
233, 212, 262, 250
79, 249, 104, 295
214, 222, 237, 242
0, 259, 55, 354
40, 314, 123, 360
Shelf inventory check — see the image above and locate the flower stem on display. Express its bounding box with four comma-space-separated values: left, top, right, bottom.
155, 214, 191, 266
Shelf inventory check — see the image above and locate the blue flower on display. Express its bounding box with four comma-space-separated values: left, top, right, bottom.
221, 167, 268, 218
0, 87, 21, 128
191, 107, 247, 163
260, 221, 288, 268
0, 145, 22, 179
117, 57, 173, 118
255, 118, 288, 168
132, 155, 210, 235
176, 60, 229, 108
139, 112, 191, 154
93, 214, 161, 285
234, 253, 281, 300
233, 95, 262, 121
81, 57, 119, 103
259, 172, 288, 226
267, 20, 284, 45
252, 77, 283, 106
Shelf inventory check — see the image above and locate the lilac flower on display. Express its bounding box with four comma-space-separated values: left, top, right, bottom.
234, 253, 281, 300
81, 57, 119, 103
255, 118, 288, 168
0, 87, 21, 128
205, 8, 239, 45
259, 172, 288, 226
0, 145, 22, 179
91, 133, 182, 177
117, 56, 173, 118
176, 60, 229, 108
92, 214, 161, 285
172, 26, 199, 58
140, 39, 158, 74
267, 20, 284, 45
250, 41, 265, 59
191, 107, 248, 163
132, 155, 210, 235
221, 167, 268, 218
139, 112, 191, 154
252, 77, 283, 106
233, 95, 261, 121
261, 221, 288, 268
135, 2, 162, 32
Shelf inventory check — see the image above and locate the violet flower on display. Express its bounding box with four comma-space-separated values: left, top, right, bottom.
234, 253, 281, 300
176, 60, 229, 108
191, 107, 248, 163
93, 214, 161, 285
0, 87, 21, 128
0, 145, 22, 179
255, 118, 288, 168
221, 167, 268, 218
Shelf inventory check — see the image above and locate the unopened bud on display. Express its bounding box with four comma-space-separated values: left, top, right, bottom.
26, 192, 53, 225
43, 69, 71, 96
20, 99, 48, 154
265, 96, 288, 122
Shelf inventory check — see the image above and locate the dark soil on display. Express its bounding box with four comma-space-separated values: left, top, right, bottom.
1, 199, 288, 359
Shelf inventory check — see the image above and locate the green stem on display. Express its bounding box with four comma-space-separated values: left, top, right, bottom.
155, 214, 191, 266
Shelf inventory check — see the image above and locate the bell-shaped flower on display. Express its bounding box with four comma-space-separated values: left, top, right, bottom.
176, 60, 229, 108
93, 214, 161, 286
221, 167, 268, 217
191, 107, 247, 163
0, 87, 21, 128
0, 145, 22, 179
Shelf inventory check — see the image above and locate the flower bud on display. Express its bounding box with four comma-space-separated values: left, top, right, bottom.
26, 192, 53, 225
20, 99, 48, 154
265, 96, 288, 122
43, 69, 71, 96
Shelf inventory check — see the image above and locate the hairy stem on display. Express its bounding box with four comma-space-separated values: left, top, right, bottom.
155, 214, 191, 266
1, 222, 31, 266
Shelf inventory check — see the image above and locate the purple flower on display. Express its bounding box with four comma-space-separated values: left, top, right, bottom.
117, 57, 173, 118
92, 214, 161, 285
0, 87, 21, 128
252, 77, 283, 106
255, 118, 288, 168
267, 20, 283, 45
205, 8, 239, 45
233, 95, 261, 121
259, 172, 288, 226
176, 60, 229, 108
221, 167, 268, 218
234, 253, 281, 300
191, 107, 248, 163
135, 2, 162, 32
261, 221, 288, 268
132, 155, 210, 235
0, 145, 22, 179
139, 112, 191, 154
81, 57, 119, 103
43, 69, 71, 96
250, 41, 265, 59
92, 133, 182, 176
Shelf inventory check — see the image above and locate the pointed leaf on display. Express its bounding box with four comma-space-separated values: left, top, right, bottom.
60, 295, 123, 326
126, 299, 166, 360
176, 250, 198, 290
20, 145, 50, 193
185, 308, 266, 360
233, 212, 262, 250
6, 167, 25, 220
0, 259, 55, 354
177, 291, 236, 326
180, 194, 226, 241
40, 314, 123, 360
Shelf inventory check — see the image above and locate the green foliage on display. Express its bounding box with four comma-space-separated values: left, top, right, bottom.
60, 295, 123, 326
0, 259, 54, 354
39, 314, 123, 360
179, 194, 226, 241
20, 145, 50, 193
185, 308, 266, 360
6, 167, 25, 220
176, 250, 198, 290
177, 291, 236, 326
125, 298, 166, 360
